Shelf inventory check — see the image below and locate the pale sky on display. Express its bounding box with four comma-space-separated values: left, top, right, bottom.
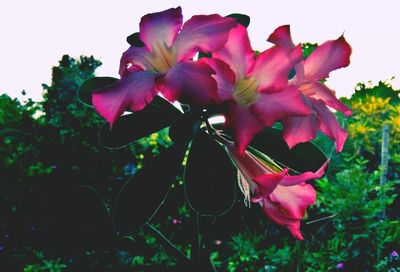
1, 0, 399, 102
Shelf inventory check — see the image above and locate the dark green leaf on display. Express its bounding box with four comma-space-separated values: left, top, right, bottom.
349, 80, 400, 104
249, 127, 327, 173
127, 32, 145, 47
169, 110, 202, 144
198, 51, 212, 59
302, 43, 318, 60
289, 68, 296, 80
78, 77, 118, 106
113, 144, 187, 234
99, 96, 182, 148
213, 125, 327, 173
184, 130, 236, 216
226, 13, 250, 28
63, 186, 116, 248
116, 235, 147, 254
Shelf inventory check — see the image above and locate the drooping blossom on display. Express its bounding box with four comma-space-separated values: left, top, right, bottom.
92, 7, 236, 125
226, 142, 328, 240
268, 25, 352, 151
202, 24, 312, 155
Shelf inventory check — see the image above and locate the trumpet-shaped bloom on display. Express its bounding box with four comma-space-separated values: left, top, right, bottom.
268, 25, 352, 151
92, 7, 236, 125
203, 24, 312, 155
226, 142, 328, 239
261, 183, 317, 240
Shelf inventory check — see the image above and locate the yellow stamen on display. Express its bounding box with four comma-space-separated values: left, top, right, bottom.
237, 171, 251, 207
149, 42, 177, 74
233, 77, 259, 106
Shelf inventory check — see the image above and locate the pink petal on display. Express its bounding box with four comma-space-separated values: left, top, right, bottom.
262, 199, 304, 240
263, 183, 316, 239
156, 60, 218, 106
280, 160, 329, 186
253, 169, 289, 198
287, 223, 305, 240
250, 45, 302, 93
92, 71, 157, 126
251, 86, 312, 127
282, 95, 319, 149
226, 143, 277, 193
213, 24, 255, 79
119, 46, 153, 76
139, 7, 183, 52
266, 25, 306, 83
226, 143, 265, 177
269, 184, 316, 220
267, 25, 295, 49
303, 36, 352, 81
225, 103, 264, 156
200, 58, 235, 103
300, 82, 352, 116
312, 99, 348, 152
174, 14, 236, 61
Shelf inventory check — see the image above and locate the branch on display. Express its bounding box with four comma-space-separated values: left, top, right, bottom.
144, 222, 190, 266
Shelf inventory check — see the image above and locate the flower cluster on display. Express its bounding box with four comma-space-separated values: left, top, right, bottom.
347, 88, 400, 152
91, 7, 351, 239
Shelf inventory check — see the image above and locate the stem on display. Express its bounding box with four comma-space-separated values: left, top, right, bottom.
144, 223, 190, 266
202, 115, 230, 145
379, 124, 390, 219
193, 214, 219, 272
196, 213, 202, 263
306, 213, 338, 224
189, 209, 202, 267
201, 216, 219, 272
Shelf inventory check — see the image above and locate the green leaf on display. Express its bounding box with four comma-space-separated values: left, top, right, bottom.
302, 43, 318, 60
184, 130, 236, 216
198, 51, 212, 59
169, 110, 202, 144
116, 235, 147, 254
127, 32, 145, 47
113, 144, 187, 233
213, 125, 327, 173
249, 127, 327, 173
226, 13, 250, 28
63, 186, 116, 248
99, 96, 182, 148
78, 77, 118, 106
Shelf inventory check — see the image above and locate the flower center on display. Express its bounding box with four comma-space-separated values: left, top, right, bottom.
233, 77, 259, 106
150, 43, 176, 74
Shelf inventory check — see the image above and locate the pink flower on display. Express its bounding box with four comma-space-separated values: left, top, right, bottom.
92, 7, 236, 125
226, 142, 328, 239
202, 24, 312, 155
268, 25, 352, 151
336, 262, 344, 269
